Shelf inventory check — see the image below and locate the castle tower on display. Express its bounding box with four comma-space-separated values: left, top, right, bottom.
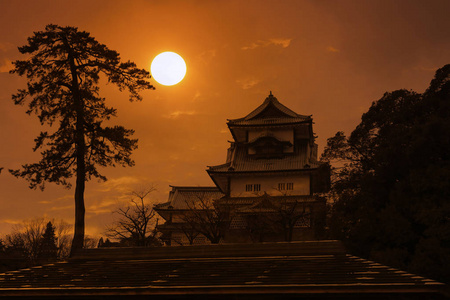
155, 92, 330, 245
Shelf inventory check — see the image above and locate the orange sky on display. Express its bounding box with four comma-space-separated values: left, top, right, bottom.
0, 0, 449, 237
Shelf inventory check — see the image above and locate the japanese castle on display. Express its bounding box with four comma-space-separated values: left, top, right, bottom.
155, 92, 330, 245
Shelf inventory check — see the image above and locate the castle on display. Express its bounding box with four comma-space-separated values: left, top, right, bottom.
155, 92, 330, 245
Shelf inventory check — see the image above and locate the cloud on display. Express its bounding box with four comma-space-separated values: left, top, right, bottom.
242, 38, 292, 50
197, 49, 216, 64
55, 195, 73, 202
327, 46, 340, 53
96, 176, 142, 193
87, 199, 118, 215
0, 58, 13, 73
192, 91, 201, 101
50, 205, 73, 211
163, 110, 198, 119
236, 77, 260, 89
0, 218, 22, 225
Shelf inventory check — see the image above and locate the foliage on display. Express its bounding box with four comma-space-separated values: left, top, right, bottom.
9, 24, 153, 252
106, 187, 160, 247
40, 222, 58, 262
321, 64, 450, 283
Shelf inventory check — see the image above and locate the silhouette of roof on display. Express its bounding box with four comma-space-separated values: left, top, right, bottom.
0, 241, 446, 299
227, 92, 311, 127
154, 186, 224, 211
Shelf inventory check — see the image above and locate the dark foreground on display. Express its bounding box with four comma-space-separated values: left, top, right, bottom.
0, 241, 447, 299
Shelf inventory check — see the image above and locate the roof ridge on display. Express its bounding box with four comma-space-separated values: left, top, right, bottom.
169, 185, 221, 190
227, 92, 311, 125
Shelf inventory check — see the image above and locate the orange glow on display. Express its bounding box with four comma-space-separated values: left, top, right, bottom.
0, 0, 449, 237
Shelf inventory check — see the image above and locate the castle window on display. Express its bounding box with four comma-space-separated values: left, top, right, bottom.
278, 183, 293, 190
246, 184, 261, 192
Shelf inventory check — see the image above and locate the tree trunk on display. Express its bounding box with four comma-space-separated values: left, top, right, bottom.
70, 159, 85, 254
70, 91, 86, 254
66, 39, 86, 256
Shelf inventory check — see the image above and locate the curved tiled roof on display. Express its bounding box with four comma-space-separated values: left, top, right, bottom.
228, 92, 311, 127
208, 144, 320, 173
155, 186, 224, 210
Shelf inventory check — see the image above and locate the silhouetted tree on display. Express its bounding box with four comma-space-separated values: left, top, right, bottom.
274, 199, 312, 242
322, 64, 450, 283
178, 223, 200, 245
54, 219, 72, 260
39, 222, 58, 262
0, 238, 29, 272
182, 194, 231, 244
5, 218, 47, 264
83, 235, 98, 249
240, 195, 311, 243
4, 218, 73, 264
9, 24, 154, 253
106, 187, 160, 246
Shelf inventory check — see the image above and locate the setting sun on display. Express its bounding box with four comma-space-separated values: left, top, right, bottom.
151, 52, 186, 86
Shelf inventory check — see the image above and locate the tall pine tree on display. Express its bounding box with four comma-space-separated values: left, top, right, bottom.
9, 25, 154, 253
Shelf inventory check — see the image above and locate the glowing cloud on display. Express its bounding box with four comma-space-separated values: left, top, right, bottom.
242, 38, 292, 50
236, 77, 260, 89
327, 46, 340, 53
164, 110, 198, 119
0, 58, 13, 73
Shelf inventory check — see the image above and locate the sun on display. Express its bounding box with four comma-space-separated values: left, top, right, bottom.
151, 52, 187, 86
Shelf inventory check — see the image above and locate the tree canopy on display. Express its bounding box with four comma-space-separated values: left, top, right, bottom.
322, 64, 450, 283
9, 24, 154, 252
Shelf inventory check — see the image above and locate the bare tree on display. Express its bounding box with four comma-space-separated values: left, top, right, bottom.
240, 194, 311, 243
172, 223, 200, 246
182, 194, 231, 244
5, 218, 47, 264
106, 187, 160, 246
83, 235, 98, 249
54, 219, 72, 259
273, 199, 310, 242
3, 218, 75, 264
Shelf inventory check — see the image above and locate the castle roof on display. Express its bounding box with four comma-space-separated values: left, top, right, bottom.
227, 92, 311, 127
154, 186, 224, 211
207, 142, 320, 174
